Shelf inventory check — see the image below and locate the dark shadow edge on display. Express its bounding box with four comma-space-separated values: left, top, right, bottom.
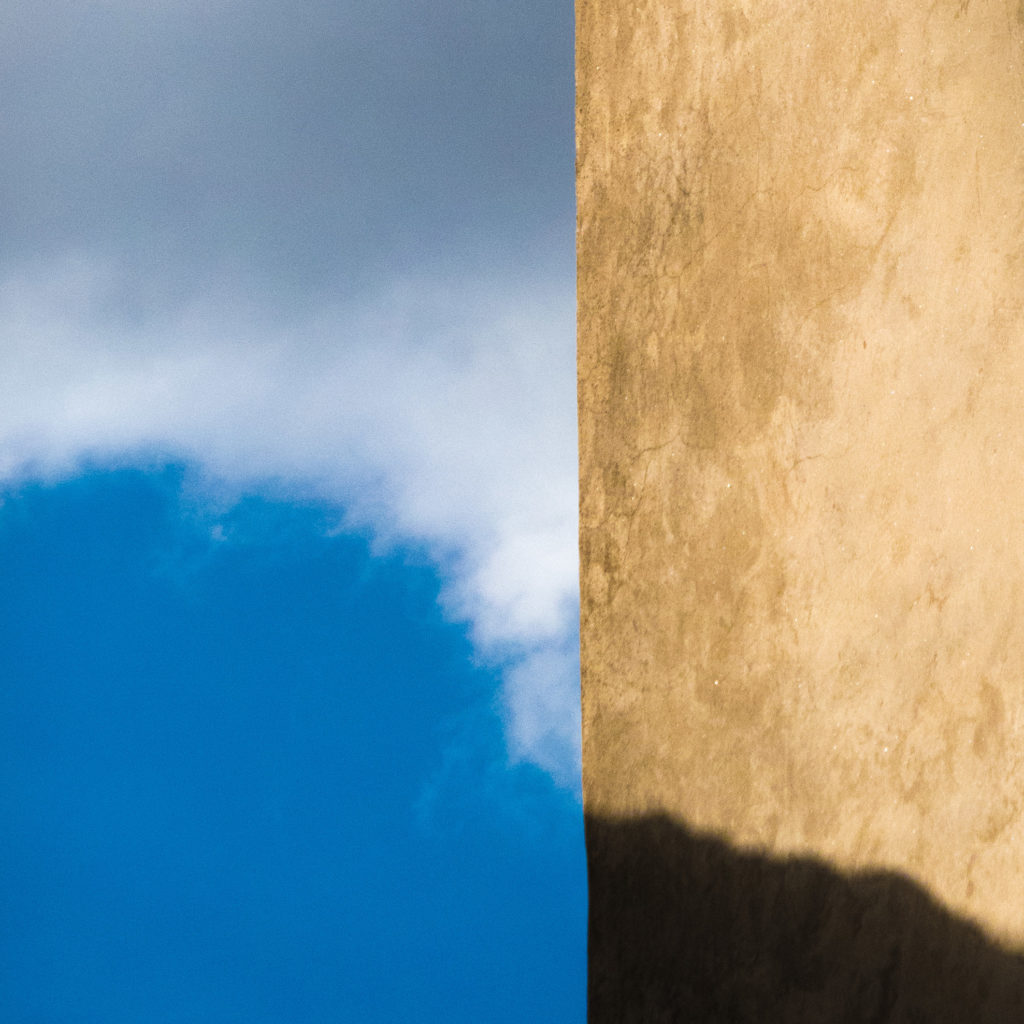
586, 812, 1024, 1023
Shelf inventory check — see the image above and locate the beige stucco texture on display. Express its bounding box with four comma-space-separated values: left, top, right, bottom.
578, 0, 1024, 945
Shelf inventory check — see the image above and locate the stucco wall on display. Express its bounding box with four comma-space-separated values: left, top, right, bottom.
578, 0, 1024, 1015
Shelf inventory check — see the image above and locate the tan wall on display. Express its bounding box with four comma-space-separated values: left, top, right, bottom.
578, 0, 1024, 1014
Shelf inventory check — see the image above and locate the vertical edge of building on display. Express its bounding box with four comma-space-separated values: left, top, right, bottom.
579, 1, 1024, 1019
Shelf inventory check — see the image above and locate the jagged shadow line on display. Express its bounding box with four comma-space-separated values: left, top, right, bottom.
586, 812, 1024, 1023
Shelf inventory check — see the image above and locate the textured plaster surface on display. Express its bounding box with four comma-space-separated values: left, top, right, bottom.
578, 0, 1024, 953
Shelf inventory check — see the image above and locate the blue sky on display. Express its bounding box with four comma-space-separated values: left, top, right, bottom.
0, 2, 583, 1020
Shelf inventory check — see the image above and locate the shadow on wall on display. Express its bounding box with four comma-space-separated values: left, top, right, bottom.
586, 814, 1024, 1023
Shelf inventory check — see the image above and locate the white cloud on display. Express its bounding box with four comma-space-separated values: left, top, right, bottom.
500, 643, 581, 788
0, 252, 580, 783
